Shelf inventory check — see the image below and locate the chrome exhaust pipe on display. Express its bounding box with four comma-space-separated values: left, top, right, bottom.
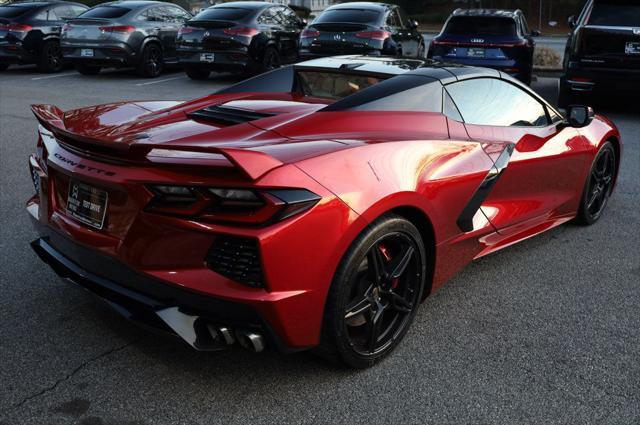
236, 331, 265, 353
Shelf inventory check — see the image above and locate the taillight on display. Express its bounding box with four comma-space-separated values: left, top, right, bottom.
355, 30, 390, 41
99, 25, 135, 34
178, 26, 195, 36
7, 24, 32, 33
223, 27, 259, 37
301, 28, 320, 38
146, 185, 320, 225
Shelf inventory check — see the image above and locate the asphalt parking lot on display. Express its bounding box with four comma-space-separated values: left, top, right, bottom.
0, 66, 638, 425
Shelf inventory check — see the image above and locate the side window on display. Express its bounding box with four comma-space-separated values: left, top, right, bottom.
258, 8, 276, 25
172, 7, 191, 22
397, 8, 409, 28
443, 90, 463, 122
282, 7, 299, 27
144, 7, 163, 22
446, 78, 549, 127
521, 16, 530, 35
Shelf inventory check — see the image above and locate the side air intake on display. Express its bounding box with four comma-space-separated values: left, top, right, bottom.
206, 236, 264, 288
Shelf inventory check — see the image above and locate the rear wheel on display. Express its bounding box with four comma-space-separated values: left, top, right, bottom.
37, 40, 63, 73
575, 141, 617, 225
0, 63, 8, 71
185, 67, 210, 80
75, 62, 101, 75
314, 215, 427, 368
136, 43, 163, 78
261, 47, 280, 73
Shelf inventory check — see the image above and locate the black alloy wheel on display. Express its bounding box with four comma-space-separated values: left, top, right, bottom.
37, 40, 63, 73
137, 43, 163, 78
576, 141, 617, 225
315, 215, 427, 368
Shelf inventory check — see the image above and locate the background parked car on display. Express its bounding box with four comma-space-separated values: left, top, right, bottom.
298, 2, 424, 60
559, 0, 640, 107
428, 9, 538, 85
176, 2, 304, 80
61, 0, 191, 77
0, 1, 87, 72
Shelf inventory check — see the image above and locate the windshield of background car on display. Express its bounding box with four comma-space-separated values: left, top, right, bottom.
589, 0, 640, 26
78, 6, 130, 19
193, 7, 254, 21
444, 16, 517, 36
297, 71, 384, 100
0, 5, 35, 19
314, 9, 381, 25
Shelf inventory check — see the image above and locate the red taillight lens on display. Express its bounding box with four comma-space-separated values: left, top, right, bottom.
301, 28, 320, 38
355, 30, 390, 41
99, 25, 135, 34
178, 26, 195, 36
146, 185, 320, 225
223, 27, 259, 37
7, 24, 32, 33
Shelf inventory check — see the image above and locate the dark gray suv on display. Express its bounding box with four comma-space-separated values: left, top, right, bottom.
61, 0, 191, 77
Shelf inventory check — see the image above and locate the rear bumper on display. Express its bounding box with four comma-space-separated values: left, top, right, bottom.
430, 55, 530, 80
564, 61, 640, 94
299, 48, 382, 61
177, 48, 253, 71
0, 42, 36, 64
62, 43, 137, 67
29, 228, 296, 353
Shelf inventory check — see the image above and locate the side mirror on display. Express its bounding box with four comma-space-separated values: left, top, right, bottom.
531, 29, 541, 37
568, 15, 576, 29
409, 20, 419, 30
567, 105, 594, 128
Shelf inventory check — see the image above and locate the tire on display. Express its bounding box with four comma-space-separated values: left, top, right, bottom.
75, 63, 101, 75
136, 43, 163, 78
37, 40, 63, 73
575, 141, 617, 225
0, 63, 9, 71
185, 67, 210, 80
314, 214, 428, 368
260, 47, 280, 73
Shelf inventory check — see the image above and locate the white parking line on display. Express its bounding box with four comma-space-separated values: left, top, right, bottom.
31, 72, 77, 81
135, 76, 186, 86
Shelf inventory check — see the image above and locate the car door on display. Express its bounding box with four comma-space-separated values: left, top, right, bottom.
270, 6, 297, 61
156, 6, 181, 60
384, 7, 402, 55
445, 77, 592, 234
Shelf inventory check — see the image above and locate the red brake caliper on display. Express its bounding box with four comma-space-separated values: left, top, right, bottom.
378, 244, 399, 289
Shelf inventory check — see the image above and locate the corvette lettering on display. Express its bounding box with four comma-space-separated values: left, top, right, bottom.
53, 152, 116, 176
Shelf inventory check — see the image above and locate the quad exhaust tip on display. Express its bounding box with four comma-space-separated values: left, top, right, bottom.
156, 307, 264, 352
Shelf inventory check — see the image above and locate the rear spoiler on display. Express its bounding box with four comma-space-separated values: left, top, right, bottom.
31, 104, 284, 180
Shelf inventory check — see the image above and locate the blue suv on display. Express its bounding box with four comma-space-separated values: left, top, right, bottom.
428, 9, 538, 85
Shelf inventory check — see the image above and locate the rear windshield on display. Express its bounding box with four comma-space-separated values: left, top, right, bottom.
298, 71, 384, 100
314, 9, 381, 25
589, 0, 640, 26
444, 16, 517, 36
0, 5, 35, 19
193, 7, 253, 22
78, 6, 130, 19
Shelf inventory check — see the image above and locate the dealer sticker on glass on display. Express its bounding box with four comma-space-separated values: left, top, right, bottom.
66, 180, 108, 230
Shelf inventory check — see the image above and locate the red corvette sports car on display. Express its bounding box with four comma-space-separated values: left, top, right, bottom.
27, 56, 621, 368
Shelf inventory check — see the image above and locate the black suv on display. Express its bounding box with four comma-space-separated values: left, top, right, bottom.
0, 1, 87, 72
299, 2, 425, 60
176, 2, 304, 79
61, 0, 191, 77
560, 0, 640, 106
428, 9, 538, 85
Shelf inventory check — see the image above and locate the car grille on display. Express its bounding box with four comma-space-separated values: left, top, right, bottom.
206, 236, 263, 288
